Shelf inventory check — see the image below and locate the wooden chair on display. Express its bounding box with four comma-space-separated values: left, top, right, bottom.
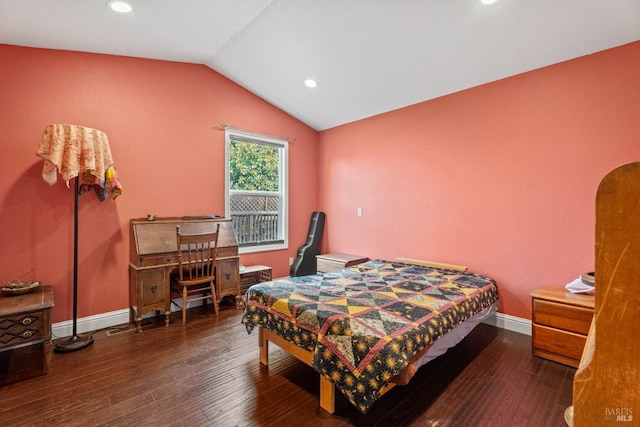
171, 224, 220, 325
566, 161, 640, 426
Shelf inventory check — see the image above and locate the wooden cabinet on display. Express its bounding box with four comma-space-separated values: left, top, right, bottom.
239, 265, 272, 295
129, 217, 240, 332
128, 263, 171, 329
316, 253, 369, 273
530, 285, 594, 368
0, 286, 54, 385
216, 257, 241, 303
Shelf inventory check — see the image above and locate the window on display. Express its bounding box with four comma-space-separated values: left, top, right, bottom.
225, 128, 288, 253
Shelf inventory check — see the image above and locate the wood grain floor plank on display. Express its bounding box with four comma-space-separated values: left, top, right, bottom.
0, 306, 574, 426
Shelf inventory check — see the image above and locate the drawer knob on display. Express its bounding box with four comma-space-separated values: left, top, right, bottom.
226, 274, 231, 280
151, 285, 158, 293
22, 317, 33, 326
22, 330, 33, 339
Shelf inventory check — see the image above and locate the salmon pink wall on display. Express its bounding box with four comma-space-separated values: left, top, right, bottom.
318, 41, 640, 320
0, 44, 318, 323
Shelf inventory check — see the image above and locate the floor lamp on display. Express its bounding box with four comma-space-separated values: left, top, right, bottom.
54, 177, 94, 352
36, 124, 122, 353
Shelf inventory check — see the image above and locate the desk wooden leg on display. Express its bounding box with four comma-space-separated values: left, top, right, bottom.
319, 375, 336, 414
234, 294, 244, 308
259, 327, 269, 366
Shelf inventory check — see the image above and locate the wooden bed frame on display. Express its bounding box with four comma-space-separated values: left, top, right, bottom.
257, 258, 469, 414
258, 326, 397, 413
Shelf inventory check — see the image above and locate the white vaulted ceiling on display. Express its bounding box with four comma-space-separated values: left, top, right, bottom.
1, 0, 639, 130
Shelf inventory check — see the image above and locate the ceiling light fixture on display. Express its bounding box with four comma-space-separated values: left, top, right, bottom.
480, 0, 499, 4
304, 78, 318, 88
106, 0, 133, 13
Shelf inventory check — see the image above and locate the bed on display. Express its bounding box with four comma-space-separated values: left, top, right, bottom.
241, 258, 499, 414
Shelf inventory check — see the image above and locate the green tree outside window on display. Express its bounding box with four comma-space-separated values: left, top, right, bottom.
229, 139, 279, 191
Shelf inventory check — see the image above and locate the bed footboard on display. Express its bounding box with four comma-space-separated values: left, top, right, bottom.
259, 326, 337, 413
258, 326, 398, 414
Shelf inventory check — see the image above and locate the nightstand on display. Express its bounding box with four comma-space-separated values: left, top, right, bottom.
530, 285, 594, 368
316, 253, 369, 273
0, 286, 54, 385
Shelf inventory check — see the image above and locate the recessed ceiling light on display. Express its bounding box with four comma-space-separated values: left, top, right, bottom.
304, 78, 318, 88
480, 0, 498, 4
107, 0, 133, 13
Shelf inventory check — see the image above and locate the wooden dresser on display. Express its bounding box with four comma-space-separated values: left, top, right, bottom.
316, 253, 369, 273
530, 285, 594, 368
0, 286, 54, 385
129, 217, 240, 332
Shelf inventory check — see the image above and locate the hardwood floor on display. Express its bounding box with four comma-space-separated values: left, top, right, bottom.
0, 303, 575, 426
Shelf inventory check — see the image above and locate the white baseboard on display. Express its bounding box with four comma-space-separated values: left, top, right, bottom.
52, 299, 205, 338
53, 304, 533, 339
52, 309, 131, 339
482, 311, 532, 336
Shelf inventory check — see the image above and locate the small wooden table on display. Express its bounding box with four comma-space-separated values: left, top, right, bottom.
316, 253, 369, 273
239, 265, 272, 295
530, 285, 594, 367
0, 286, 54, 385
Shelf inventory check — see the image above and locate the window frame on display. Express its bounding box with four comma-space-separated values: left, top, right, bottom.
224, 128, 289, 254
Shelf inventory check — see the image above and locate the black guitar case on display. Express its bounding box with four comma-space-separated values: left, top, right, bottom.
290, 211, 325, 277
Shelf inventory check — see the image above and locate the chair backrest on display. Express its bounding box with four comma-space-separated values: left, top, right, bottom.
175, 224, 220, 282
572, 161, 640, 425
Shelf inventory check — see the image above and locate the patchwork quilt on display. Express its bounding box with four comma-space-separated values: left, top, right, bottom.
242, 260, 498, 413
